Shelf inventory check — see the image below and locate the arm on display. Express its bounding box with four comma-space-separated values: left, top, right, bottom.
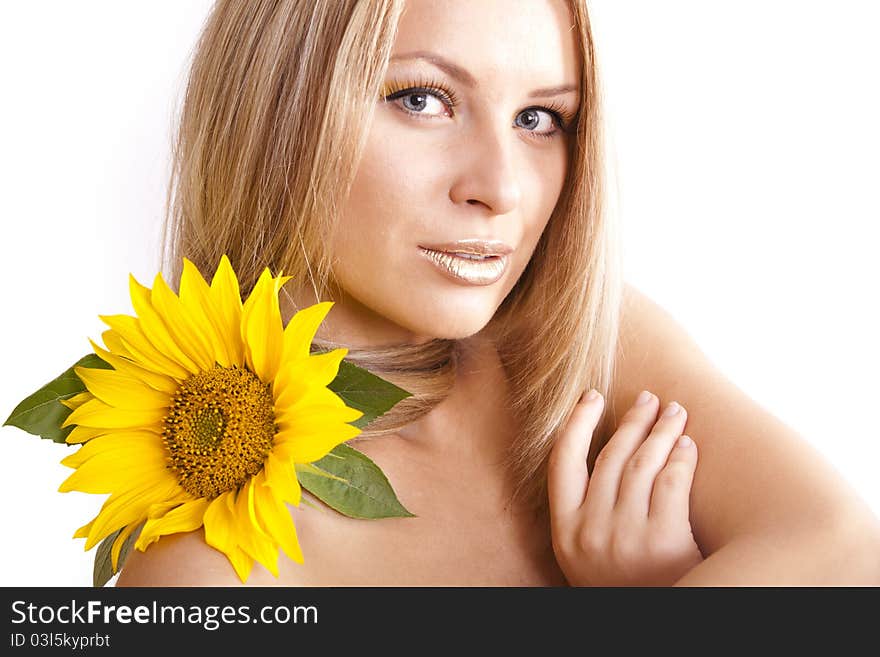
672, 516, 880, 586
609, 284, 880, 585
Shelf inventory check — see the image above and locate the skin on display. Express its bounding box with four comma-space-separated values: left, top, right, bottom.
117, 0, 880, 586
280, 0, 578, 346
549, 391, 704, 586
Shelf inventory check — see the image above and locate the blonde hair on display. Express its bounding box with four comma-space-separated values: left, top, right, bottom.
160, 0, 622, 514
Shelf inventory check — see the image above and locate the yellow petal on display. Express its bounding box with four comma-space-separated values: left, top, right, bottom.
209, 255, 245, 368
83, 475, 186, 550
73, 366, 170, 410
128, 274, 202, 374
280, 301, 335, 363
65, 424, 110, 445
203, 492, 235, 551
271, 359, 310, 407
60, 430, 162, 470
204, 491, 253, 582
276, 403, 363, 434
262, 452, 302, 506
145, 499, 190, 520
59, 460, 170, 495
135, 498, 210, 551
73, 518, 94, 540
241, 268, 290, 383
234, 477, 279, 577
273, 422, 362, 464
88, 337, 179, 396
254, 476, 303, 564
100, 329, 136, 361
60, 391, 93, 411
273, 350, 349, 409
303, 348, 350, 387
150, 272, 215, 370
61, 396, 166, 429
98, 314, 190, 381
59, 449, 169, 495
275, 382, 359, 422
228, 546, 254, 582
179, 257, 233, 368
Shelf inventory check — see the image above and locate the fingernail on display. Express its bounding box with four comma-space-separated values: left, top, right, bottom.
677, 435, 693, 448
662, 401, 681, 417
636, 390, 653, 405
583, 389, 600, 403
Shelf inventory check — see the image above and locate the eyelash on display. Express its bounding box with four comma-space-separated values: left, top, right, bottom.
380, 76, 577, 140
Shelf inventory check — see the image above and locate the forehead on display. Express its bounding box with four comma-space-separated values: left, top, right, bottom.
392, 0, 581, 88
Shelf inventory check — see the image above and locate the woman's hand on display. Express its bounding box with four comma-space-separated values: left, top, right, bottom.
547, 389, 704, 586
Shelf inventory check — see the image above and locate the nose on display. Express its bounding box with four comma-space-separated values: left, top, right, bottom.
448, 121, 522, 216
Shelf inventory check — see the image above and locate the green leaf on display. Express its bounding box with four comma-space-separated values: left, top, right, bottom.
93, 522, 143, 588
326, 359, 412, 430
297, 443, 416, 519
3, 353, 112, 444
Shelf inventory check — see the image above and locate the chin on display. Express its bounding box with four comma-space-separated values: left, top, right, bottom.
407, 310, 494, 341
425, 325, 484, 341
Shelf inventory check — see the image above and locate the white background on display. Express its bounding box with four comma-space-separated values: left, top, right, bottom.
1, 1, 877, 586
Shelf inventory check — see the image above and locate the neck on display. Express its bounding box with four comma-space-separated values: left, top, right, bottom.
279, 282, 434, 348
396, 333, 513, 456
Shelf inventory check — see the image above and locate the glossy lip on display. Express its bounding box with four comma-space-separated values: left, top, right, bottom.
418, 246, 509, 286
417, 239, 514, 257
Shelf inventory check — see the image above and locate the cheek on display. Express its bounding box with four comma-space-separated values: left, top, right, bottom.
525, 148, 568, 237
331, 131, 430, 285
348, 113, 444, 216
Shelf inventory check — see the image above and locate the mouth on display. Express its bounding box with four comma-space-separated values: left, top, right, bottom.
417, 247, 509, 286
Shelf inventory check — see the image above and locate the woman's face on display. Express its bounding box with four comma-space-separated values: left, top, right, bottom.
296, 0, 581, 346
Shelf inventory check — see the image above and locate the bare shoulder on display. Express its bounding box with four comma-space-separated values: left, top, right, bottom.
606, 282, 706, 420
114, 527, 304, 587
593, 282, 711, 446
605, 281, 879, 555
115, 494, 344, 587
115, 530, 241, 586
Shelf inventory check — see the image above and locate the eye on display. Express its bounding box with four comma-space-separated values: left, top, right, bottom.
395, 90, 451, 118
515, 108, 560, 140
381, 78, 458, 120
516, 100, 578, 140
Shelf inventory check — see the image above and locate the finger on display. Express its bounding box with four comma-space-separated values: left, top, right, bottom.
547, 390, 605, 528
649, 434, 698, 527
615, 400, 688, 518
580, 390, 659, 522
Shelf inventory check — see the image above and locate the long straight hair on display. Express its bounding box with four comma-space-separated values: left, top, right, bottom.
160, 0, 622, 513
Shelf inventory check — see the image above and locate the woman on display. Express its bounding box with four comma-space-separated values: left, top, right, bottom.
117, 0, 880, 586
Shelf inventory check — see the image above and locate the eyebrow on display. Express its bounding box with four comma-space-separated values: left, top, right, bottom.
389, 50, 579, 98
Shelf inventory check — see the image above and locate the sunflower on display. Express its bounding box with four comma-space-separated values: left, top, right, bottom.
57, 255, 363, 582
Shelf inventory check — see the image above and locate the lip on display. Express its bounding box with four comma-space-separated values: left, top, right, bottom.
418, 246, 509, 286
418, 239, 514, 257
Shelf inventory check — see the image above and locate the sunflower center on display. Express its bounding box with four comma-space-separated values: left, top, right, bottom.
162, 364, 276, 499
